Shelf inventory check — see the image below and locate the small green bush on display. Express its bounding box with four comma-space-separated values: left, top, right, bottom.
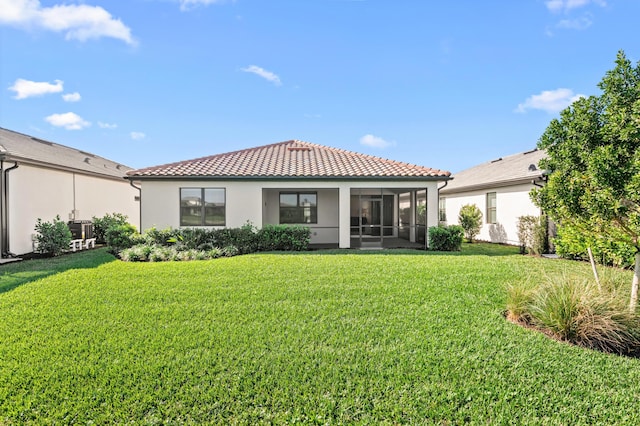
458, 204, 483, 243
34, 215, 72, 256
92, 213, 129, 244
517, 215, 548, 255
428, 225, 463, 251
256, 224, 311, 251
105, 223, 139, 253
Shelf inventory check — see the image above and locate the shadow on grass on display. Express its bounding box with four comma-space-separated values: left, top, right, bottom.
280, 242, 522, 257
0, 248, 116, 294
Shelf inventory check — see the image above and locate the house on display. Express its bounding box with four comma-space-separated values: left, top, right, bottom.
0, 127, 140, 257
126, 140, 451, 249
439, 148, 547, 246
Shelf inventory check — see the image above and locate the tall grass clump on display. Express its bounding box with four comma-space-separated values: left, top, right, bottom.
506, 277, 640, 356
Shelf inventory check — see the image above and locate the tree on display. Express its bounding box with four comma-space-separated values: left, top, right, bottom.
458, 204, 483, 243
532, 50, 640, 311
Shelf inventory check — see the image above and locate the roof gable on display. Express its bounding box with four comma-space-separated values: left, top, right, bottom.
127, 140, 451, 179
441, 149, 547, 194
0, 127, 132, 179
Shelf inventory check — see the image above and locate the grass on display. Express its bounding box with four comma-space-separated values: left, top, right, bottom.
1, 244, 639, 423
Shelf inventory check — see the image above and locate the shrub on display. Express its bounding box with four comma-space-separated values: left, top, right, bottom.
458, 204, 483, 243
120, 244, 154, 262
428, 225, 463, 251
116, 223, 311, 261
506, 278, 640, 356
105, 223, 139, 253
149, 246, 177, 262
554, 223, 636, 268
92, 213, 129, 244
256, 225, 311, 251
216, 222, 258, 254
34, 215, 72, 256
517, 215, 548, 255
221, 245, 239, 257
505, 282, 534, 324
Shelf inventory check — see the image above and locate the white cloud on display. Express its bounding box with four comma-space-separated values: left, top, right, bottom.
556, 15, 593, 30
62, 92, 81, 102
179, 0, 226, 11
0, 0, 135, 45
45, 112, 90, 130
130, 131, 146, 140
515, 88, 586, 114
8, 78, 63, 99
545, 0, 606, 13
241, 65, 282, 86
98, 121, 117, 129
359, 134, 395, 149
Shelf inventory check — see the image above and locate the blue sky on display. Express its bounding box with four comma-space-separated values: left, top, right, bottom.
1, 0, 638, 172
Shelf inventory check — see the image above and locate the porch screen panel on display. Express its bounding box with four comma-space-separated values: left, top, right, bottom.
416, 189, 427, 244
398, 192, 411, 240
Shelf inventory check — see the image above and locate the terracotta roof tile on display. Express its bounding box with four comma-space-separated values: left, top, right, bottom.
127, 140, 451, 179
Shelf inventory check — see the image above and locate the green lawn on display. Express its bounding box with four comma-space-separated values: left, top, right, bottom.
1, 245, 639, 424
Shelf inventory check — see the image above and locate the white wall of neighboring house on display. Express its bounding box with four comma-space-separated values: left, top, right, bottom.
442, 182, 541, 245
139, 179, 441, 248
8, 164, 139, 255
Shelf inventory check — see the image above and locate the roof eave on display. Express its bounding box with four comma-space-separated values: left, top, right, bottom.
440, 175, 544, 194
126, 174, 452, 182
3, 154, 130, 181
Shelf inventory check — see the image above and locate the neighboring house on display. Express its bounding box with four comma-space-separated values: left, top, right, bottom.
0, 128, 140, 257
439, 148, 547, 246
126, 140, 451, 249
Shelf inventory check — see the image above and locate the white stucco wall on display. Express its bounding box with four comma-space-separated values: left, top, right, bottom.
7, 164, 139, 255
139, 179, 442, 248
441, 183, 541, 245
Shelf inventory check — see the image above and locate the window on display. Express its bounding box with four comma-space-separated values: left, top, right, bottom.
486, 192, 497, 224
439, 197, 447, 222
280, 192, 317, 224
180, 188, 225, 226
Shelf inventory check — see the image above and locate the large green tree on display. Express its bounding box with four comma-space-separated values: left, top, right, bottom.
532, 50, 640, 311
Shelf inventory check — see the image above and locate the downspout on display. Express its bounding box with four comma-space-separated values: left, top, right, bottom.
129, 179, 142, 231
2, 161, 19, 257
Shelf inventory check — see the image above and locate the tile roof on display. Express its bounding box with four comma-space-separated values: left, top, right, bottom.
127, 140, 451, 179
441, 148, 547, 194
0, 127, 132, 180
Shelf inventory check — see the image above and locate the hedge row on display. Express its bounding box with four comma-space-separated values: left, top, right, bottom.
110, 223, 311, 262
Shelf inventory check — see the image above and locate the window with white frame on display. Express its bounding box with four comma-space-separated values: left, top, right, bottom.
486, 192, 497, 224
439, 197, 447, 222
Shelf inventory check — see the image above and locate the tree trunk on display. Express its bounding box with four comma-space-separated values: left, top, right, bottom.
631, 251, 640, 312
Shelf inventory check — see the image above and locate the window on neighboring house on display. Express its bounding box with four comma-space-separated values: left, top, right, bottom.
439, 197, 447, 222
180, 188, 225, 226
280, 192, 317, 224
486, 192, 497, 224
